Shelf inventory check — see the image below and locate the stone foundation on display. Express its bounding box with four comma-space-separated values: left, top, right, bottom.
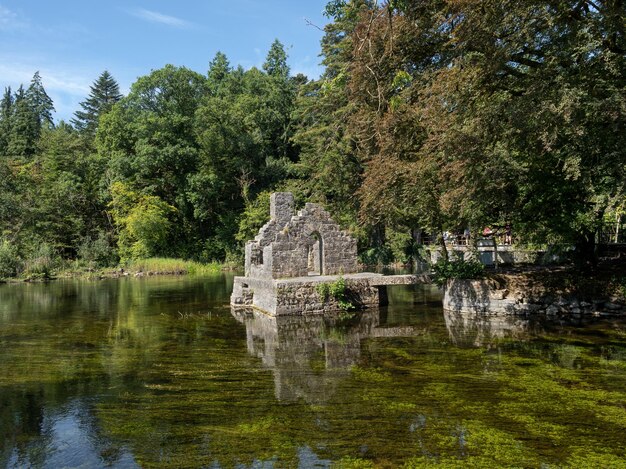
231, 273, 425, 316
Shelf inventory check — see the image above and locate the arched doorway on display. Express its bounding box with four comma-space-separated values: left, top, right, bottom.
307, 232, 324, 275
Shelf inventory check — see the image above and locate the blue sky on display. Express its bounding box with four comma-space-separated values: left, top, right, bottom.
0, 1, 331, 122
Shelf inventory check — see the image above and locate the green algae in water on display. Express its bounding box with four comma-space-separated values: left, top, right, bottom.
1, 277, 626, 468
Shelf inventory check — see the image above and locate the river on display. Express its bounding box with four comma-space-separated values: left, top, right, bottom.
1, 274, 625, 468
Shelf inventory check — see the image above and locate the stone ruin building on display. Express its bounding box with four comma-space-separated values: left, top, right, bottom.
231, 192, 421, 316
244, 192, 358, 279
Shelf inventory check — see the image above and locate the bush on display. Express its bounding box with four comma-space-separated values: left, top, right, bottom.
432, 258, 485, 287
23, 243, 59, 279
316, 276, 354, 312
77, 232, 118, 268
125, 257, 221, 276
0, 239, 20, 278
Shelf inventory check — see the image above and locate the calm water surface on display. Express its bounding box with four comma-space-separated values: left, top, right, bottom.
1, 274, 626, 468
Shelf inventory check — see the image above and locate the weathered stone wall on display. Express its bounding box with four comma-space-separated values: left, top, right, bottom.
232, 275, 385, 316
231, 276, 277, 313
444, 278, 625, 316
245, 193, 295, 277
274, 278, 380, 315
270, 192, 294, 225
244, 193, 358, 279
234, 192, 419, 316
262, 203, 357, 278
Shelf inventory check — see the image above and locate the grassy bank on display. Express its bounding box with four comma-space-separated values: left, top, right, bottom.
124, 258, 225, 276
0, 257, 238, 282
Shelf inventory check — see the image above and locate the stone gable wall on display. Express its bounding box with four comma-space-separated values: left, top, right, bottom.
245, 193, 358, 279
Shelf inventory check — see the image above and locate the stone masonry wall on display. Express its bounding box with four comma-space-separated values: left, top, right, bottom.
268, 203, 357, 278
273, 278, 379, 315
231, 275, 382, 316
244, 192, 357, 280
444, 278, 625, 316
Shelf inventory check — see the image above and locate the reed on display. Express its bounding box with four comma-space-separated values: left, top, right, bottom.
126, 257, 222, 276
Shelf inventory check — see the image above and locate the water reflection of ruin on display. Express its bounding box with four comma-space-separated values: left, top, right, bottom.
231, 308, 426, 403
442, 309, 619, 348
443, 310, 534, 347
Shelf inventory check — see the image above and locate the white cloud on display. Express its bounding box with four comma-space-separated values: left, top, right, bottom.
0, 4, 28, 31
0, 59, 105, 121
128, 8, 193, 28
0, 62, 90, 95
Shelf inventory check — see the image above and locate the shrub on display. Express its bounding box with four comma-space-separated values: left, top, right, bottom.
387, 229, 412, 264
77, 232, 118, 268
23, 243, 58, 279
432, 258, 485, 287
359, 245, 393, 266
0, 239, 20, 278
108, 182, 176, 262
316, 276, 354, 311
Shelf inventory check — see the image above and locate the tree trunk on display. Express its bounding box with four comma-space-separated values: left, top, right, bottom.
493, 237, 499, 271
438, 230, 448, 262
575, 230, 597, 272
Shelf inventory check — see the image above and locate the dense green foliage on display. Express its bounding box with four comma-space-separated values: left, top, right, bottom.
0, 1, 624, 275
432, 259, 485, 287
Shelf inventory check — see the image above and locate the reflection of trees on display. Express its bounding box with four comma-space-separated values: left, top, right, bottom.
0, 389, 48, 469
0, 275, 235, 467
2, 279, 626, 467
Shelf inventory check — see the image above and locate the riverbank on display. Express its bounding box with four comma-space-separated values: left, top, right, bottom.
0, 257, 238, 283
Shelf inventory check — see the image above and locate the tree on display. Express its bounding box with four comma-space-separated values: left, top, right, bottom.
26, 72, 54, 129
72, 71, 122, 135
7, 86, 38, 158
346, 0, 625, 267
0, 158, 22, 238
6, 73, 55, 158
0, 87, 13, 154
193, 65, 289, 259
207, 52, 231, 94
291, 0, 375, 253
31, 123, 88, 253
108, 182, 176, 261
263, 39, 290, 78
430, 0, 625, 267
98, 64, 207, 257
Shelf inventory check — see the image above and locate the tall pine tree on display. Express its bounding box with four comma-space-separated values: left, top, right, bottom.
263, 39, 290, 78
0, 87, 13, 155
26, 71, 55, 130
207, 52, 231, 95
72, 71, 122, 135
7, 86, 38, 157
